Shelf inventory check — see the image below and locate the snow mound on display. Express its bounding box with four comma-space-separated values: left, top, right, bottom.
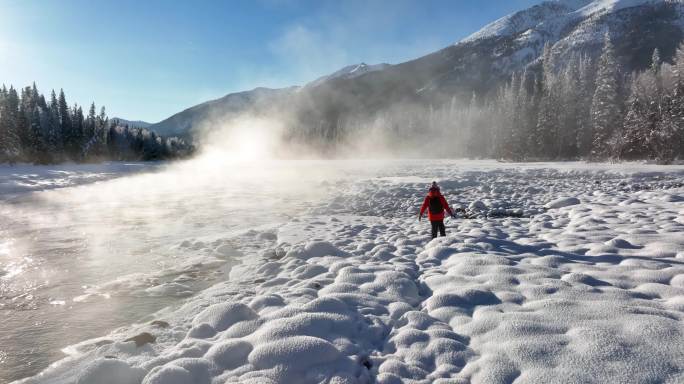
286, 241, 349, 260
544, 196, 580, 209
248, 336, 342, 369
76, 359, 145, 384
192, 302, 258, 332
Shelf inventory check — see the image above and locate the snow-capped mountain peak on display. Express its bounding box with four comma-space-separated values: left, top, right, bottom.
461, 0, 663, 43
573, 0, 660, 16
555, 0, 595, 10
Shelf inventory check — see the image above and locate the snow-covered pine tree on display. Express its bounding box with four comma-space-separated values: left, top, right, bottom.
30, 101, 51, 164
18, 87, 36, 160
82, 103, 97, 159
673, 43, 684, 159
499, 72, 527, 160
527, 73, 543, 156
57, 89, 76, 159
577, 54, 596, 157
0, 86, 7, 161
650, 90, 679, 164
535, 42, 560, 159
22, 84, 43, 153
590, 33, 621, 160
98, 105, 108, 145
492, 85, 508, 158
518, 69, 536, 160
465, 93, 487, 158
0, 86, 18, 163
558, 54, 581, 159
651, 48, 662, 96
47, 90, 63, 159
71, 104, 84, 160
638, 48, 676, 163
621, 79, 649, 160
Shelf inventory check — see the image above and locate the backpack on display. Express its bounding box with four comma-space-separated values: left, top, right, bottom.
428, 196, 443, 215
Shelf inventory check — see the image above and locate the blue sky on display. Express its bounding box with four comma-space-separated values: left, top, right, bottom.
0, 0, 541, 123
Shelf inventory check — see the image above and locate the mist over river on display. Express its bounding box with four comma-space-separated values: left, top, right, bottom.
0, 159, 343, 382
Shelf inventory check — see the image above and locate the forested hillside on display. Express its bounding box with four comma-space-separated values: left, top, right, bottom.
0, 84, 193, 164
409, 36, 684, 163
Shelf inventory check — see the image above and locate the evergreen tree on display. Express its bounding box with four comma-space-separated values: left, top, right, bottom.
621, 80, 649, 160
590, 33, 621, 160
0, 86, 6, 160
577, 54, 596, 157
648, 91, 678, 164
558, 54, 581, 159
535, 42, 562, 159
527, 73, 543, 155
509, 71, 529, 160
57, 89, 76, 158
47, 90, 63, 157
71, 104, 84, 160
651, 48, 662, 95
82, 102, 97, 159
17, 87, 32, 159
0, 86, 21, 163
30, 102, 50, 163
673, 43, 684, 158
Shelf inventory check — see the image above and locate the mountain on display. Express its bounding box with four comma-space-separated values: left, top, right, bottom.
148, 0, 684, 141
149, 87, 297, 137
306, 63, 392, 88
146, 63, 392, 138
112, 118, 152, 129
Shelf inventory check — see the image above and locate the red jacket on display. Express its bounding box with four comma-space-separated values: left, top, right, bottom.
420, 190, 453, 221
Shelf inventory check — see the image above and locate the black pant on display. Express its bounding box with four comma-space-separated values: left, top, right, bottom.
431, 220, 446, 238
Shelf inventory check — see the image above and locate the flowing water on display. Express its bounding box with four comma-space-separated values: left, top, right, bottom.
0, 159, 339, 382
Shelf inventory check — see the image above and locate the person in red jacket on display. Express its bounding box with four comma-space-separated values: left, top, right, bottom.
419, 181, 455, 238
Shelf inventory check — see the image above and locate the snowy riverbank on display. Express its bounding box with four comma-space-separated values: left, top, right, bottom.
0, 162, 163, 198
9, 160, 684, 383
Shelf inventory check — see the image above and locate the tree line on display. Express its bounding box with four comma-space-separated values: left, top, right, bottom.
488, 33, 683, 163
0, 84, 193, 165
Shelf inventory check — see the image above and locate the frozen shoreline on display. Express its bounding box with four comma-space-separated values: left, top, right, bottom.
8, 160, 684, 383
0, 162, 164, 198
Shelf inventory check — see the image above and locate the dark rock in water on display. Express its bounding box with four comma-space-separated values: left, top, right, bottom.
125, 332, 156, 347
361, 357, 372, 370
150, 320, 170, 328
256, 232, 277, 241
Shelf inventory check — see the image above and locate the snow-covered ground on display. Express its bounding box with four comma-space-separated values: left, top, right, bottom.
4, 160, 684, 383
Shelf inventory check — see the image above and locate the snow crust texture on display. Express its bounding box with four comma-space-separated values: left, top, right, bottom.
18, 163, 684, 384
